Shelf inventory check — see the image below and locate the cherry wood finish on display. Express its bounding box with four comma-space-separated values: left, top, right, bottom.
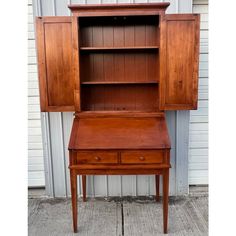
160, 14, 200, 110
81, 81, 158, 85
81, 84, 159, 112
69, 151, 78, 232
121, 151, 164, 164
82, 175, 86, 202
69, 117, 170, 150
75, 151, 118, 164
35, 2, 200, 234
80, 46, 159, 51
69, 116, 171, 234
80, 52, 159, 84
156, 175, 160, 201
75, 111, 165, 118
69, 3, 170, 17
35, 17, 75, 111
163, 168, 169, 234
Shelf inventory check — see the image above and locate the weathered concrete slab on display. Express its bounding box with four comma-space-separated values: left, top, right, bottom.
189, 185, 208, 197
28, 198, 122, 236
28, 195, 208, 236
28, 188, 46, 198
123, 197, 208, 236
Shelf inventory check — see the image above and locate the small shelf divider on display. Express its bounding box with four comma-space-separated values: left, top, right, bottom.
80, 46, 159, 52
81, 81, 159, 85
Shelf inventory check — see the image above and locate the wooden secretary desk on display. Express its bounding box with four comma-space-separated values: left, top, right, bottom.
35, 2, 200, 234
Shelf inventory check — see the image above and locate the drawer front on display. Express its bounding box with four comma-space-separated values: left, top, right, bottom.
121, 151, 164, 164
76, 151, 118, 164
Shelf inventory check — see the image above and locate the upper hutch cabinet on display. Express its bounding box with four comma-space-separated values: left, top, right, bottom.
36, 6, 200, 113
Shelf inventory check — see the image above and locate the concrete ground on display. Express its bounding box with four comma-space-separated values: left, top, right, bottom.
28, 186, 208, 236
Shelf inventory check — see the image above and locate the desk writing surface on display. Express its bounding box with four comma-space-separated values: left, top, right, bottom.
69, 117, 171, 150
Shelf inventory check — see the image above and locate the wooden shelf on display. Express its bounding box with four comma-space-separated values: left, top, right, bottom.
81, 81, 159, 85
75, 111, 164, 118
80, 46, 159, 52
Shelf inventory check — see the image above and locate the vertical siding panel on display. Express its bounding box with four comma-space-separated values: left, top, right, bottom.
41, 113, 54, 196
149, 175, 155, 195
179, 0, 193, 13
93, 175, 107, 196
41, 0, 55, 16
87, 176, 95, 197
55, 0, 71, 15
70, 0, 83, 4
49, 113, 67, 197
102, 0, 117, 3
77, 176, 82, 197
62, 112, 74, 196
166, 111, 176, 195
86, 0, 100, 4
165, 0, 178, 14
148, 0, 163, 3
108, 176, 122, 197
137, 176, 149, 196
94, 176, 108, 197
71, 0, 86, 4
176, 111, 190, 195
122, 175, 137, 196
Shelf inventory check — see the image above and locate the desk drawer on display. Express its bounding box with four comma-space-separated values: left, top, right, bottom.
76, 151, 118, 164
121, 151, 164, 164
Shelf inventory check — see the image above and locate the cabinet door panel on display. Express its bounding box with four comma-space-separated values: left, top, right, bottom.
36, 17, 77, 112
160, 14, 200, 110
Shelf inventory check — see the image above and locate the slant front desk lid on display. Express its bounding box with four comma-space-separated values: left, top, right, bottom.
69, 117, 171, 150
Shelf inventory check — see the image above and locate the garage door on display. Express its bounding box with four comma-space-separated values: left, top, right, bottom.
189, 0, 208, 185
28, 0, 45, 187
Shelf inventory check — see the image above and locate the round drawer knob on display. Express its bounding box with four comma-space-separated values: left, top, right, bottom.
139, 156, 145, 161
95, 156, 101, 161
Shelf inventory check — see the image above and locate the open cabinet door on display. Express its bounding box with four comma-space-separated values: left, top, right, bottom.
36, 17, 78, 112
160, 14, 200, 110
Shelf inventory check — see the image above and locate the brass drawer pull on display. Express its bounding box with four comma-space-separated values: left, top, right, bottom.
94, 156, 101, 161
139, 156, 145, 161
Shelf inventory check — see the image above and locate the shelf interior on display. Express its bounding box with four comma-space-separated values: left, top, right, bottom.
81, 84, 159, 112
80, 51, 159, 83
79, 15, 159, 48
79, 14, 160, 113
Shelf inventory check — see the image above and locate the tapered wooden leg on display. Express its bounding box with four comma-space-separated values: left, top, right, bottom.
163, 169, 169, 234
82, 175, 86, 202
70, 170, 78, 233
155, 175, 160, 202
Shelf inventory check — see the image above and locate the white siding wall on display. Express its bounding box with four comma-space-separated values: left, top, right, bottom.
28, 0, 45, 187
189, 0, 208, 184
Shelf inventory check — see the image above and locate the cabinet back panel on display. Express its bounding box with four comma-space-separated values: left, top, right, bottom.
81, 84, 159, 112
80, 52, 158, 83
79, 16, 159, 47
79, 15, 159, 26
